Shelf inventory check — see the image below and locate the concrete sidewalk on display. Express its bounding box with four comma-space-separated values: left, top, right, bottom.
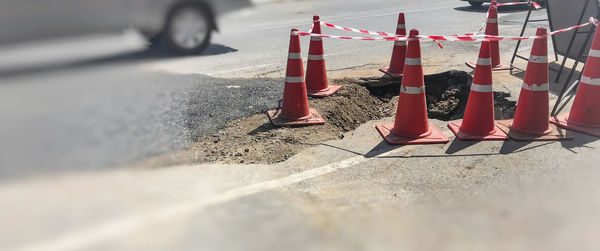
1, 113, 599, 250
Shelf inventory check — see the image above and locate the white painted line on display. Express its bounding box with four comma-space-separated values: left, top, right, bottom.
329, 5, 457, 23
207, 44, 390, 77
13, 145, 416, 251
235, 5, 457, 34
206, 63, 275, 76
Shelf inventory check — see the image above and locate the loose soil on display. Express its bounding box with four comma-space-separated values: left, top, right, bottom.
136, 71, 516, 167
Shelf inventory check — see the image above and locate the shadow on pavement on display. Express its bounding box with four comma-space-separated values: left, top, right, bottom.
0, 43, 238, 78
247, 121, 276, 136
445, 139, 480, 154
559, 131, 598, 153
318, 141, 399, 158
499, 140, 553, 154
315, 135, 587, 160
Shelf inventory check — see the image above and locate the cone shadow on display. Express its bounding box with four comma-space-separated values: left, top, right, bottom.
445, 138, 480, 154
559, 131, 598, 153
499, 140, 554, 154
365, 140, 400, 158
247, 122, 276, 135
317, 140, 398, 158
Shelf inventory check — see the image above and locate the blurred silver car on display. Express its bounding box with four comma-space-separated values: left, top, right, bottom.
0, 0, 251, 54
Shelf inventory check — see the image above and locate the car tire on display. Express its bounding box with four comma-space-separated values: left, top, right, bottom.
468, 0, 483, 7
165, 4, 212, 55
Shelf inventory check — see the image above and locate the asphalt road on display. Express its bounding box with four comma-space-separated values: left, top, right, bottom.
0, 0, 544, 178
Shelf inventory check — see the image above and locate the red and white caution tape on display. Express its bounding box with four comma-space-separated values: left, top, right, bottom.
469, 10, 490, 35
321, 22, 394, 37
319, 21, 444, 48
298, 32, 408, 41
592, 16, 600, 26
319, 1, 541, 38
468, 1, 541, 36
298, 17, 598, 42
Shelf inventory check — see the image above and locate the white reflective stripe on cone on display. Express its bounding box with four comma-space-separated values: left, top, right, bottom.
285, 76, 304, 83
477, 57, 492, 66
400, 85, 425, 94
394, 41, 407, 46
404, 58, 421, 66
288, 53, 302, 59
588, 49, 600, 58
521, 82, 549, 91
581, 76, 600, 86
308, 54, 324, 60
487, 18, 498, 23
310, 36, 322, 41
397, 24, 406, 29
291, 31, 299, 36
470, 82, 493, 92
529, 55, 547, 63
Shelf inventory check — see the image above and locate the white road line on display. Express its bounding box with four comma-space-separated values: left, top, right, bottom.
206, 63, 274, 76
328, 5, 457, 23
13, 145, 417, 251
231, 5, 457, 33
207, 43, 390, 76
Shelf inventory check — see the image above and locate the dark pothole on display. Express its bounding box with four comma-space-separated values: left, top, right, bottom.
355, 70, 516, 121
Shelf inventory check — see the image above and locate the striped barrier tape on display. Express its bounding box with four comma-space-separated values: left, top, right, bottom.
321, 22, 393, 37
469, 9, 490, 36
299, 17, 597, 42
321, 1, 541, 37
320, 21, 445, 48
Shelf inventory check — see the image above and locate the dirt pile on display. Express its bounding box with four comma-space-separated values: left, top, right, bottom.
136, 71, 517, 167
137, 81, 396, 166
357, 70, 516, 120
190, 81, 397, 164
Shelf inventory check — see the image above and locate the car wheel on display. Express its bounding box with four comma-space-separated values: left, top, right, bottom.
165, 4, 212, 54
468, 0, 483, 7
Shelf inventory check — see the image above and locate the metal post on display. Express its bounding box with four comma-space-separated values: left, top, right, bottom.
544, 0, 560, 61
510, 4, 533, 70
551, 25, 595, 115
554, 0, 591, 82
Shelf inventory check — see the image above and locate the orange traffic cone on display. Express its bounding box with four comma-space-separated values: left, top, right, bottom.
551, 26, 600, 137
380, 13, 407, 78
448, 41, 508, 140
375, 29, 450, 145
267, 28, 325, 126
496, 27, 571, 141
306, 15, 341, 98
466, 1, 511, 71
